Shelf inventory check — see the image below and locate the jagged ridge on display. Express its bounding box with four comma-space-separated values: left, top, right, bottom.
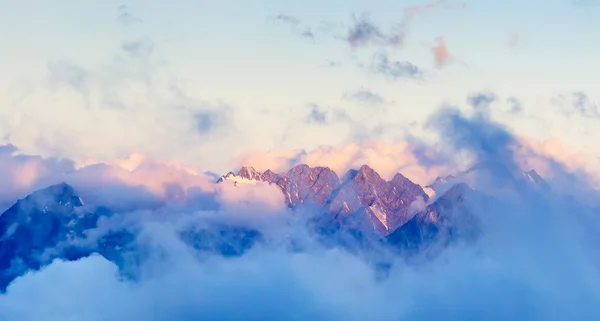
218, 164, 430, 234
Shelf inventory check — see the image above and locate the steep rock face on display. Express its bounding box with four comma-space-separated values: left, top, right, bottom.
524, 169, 551, 193
0, 183, 101, 291
386, 182, 493, 253
0, 183, 141, 292
218, 164, 430, 234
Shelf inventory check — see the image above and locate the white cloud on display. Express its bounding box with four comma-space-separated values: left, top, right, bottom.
1, 185, 599, 321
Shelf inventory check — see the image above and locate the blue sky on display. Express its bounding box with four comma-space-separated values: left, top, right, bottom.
1, 0, 599, 174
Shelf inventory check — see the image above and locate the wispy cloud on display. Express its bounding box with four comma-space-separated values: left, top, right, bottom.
121, 37, 155, 58
272, 14, 300, 26
552, 92, 600, 118
270, 1, 465, 51
306, 104, 328, 124
506, 97, 523, 114
343, 87, 387, 105
193, 105, 231, 135
9, 6, 236, 167
116, 5, 143, 26
268, 14, 316, 42
46, 60, 89, 92
344, 13, 405, 49
305, 104, 349, 124
468, 92, 497, 110
368, 52, 423, 80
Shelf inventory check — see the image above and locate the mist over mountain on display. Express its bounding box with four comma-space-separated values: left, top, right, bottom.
2, 1, 600, 319
0, 115, 599, 320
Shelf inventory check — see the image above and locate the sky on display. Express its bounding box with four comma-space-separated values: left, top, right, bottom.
2, 2, 600, 319
1, 0, 600, 179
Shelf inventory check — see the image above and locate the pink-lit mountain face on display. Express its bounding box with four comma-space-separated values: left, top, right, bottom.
219, 164, 431, 235
218, 162, 552, 237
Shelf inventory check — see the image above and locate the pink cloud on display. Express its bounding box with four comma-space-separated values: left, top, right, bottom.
1, 135, 598, 213
216, 180, 287, 213
234, 137, 600, 197
431, 37, 451, 67
232, 149, 305, 174
0, 147, 75, 207
234, 140, 453, 186
72, 154, 216, 201
516, 137, 599, 183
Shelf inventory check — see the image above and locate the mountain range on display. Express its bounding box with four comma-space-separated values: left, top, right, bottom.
0, 161, 550, 291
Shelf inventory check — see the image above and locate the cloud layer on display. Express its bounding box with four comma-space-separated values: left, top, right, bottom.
0, 100, 599, 320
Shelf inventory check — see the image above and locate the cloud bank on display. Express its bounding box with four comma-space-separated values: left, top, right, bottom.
0, 98, 599, 320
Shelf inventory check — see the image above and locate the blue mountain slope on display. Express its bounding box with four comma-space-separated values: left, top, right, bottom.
386, 182, 496, 254
0, 183, 137, 291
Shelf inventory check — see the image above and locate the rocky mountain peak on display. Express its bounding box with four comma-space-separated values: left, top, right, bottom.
524, 169, 551, 192
237, 166, 261, 180
219, 164, 429, 235
22, 182, 83, 210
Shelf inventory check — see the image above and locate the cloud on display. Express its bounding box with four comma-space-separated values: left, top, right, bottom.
0, 144, 225, 213
467, 93, 524, 115
3, 10, 237, 168
300, 104, 390, 143
430, 37, 451, 68
116, 5, 143, 26
272, 14, 301, 26
467, 92, 497, 115
552, 92, 600, 118
425, 95, 600, 203
2, 109, 600, 319
515, 136, 600, 196
193, 105, 231, 135
233, 140, 452, 186
70, 153, 218, 207
2, 92, 600, 319
233, 149, 306, 174
506, 97, 523, 113
368, 52, 423, 80
216, 180, 288, 214
305, 104, 329, 124
343, 1, 466, 50
46, 60, 89, 93
268, 14, 316, 42
300, 30, 316, 41
270, 1, 464, 52
304, 104, 349, 125
344, 13, 405, 49
343, 88, 387, 105
0, 146, 76, 209
121, 37, 155, 58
